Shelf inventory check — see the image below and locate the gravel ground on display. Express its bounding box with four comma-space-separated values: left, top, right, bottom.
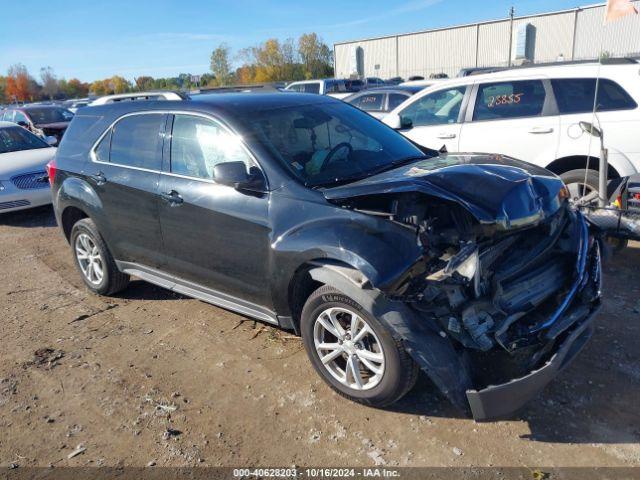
0, 205, 639, 468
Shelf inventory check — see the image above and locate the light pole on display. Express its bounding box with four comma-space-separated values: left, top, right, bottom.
508, 6, 515, 67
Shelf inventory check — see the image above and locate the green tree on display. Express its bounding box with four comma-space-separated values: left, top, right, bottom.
210, 44, 233, 86
298, 33, 333, 79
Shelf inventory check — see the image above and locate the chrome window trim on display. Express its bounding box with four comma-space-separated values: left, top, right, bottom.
89, 110, 267, 188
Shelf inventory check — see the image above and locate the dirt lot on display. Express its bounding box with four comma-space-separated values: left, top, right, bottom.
0, 205, 639, 469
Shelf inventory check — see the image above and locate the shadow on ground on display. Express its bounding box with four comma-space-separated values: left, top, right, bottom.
0, 205, 56, 228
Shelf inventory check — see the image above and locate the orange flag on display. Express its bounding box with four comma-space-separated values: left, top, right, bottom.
605, 0, 638, 22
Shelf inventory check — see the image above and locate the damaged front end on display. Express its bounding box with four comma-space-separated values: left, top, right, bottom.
321, 155, 603, 420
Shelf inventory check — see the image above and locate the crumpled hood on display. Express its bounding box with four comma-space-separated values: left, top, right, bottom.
323, 153, 566, 229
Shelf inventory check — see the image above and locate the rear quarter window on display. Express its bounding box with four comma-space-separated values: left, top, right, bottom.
551, 78, 638, 114
109, 114, 164, 170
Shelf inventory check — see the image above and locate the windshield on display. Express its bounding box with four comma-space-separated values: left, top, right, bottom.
241, 101, 429, 187
25, 107, 74, 124
0, 126, 49, 154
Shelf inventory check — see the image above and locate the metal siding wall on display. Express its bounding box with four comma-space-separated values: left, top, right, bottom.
574, 3, 640, 59
477, 21, 511, 67
333, 38, 397, 79
334, 44, 351, 78
512, 12, 575, 63
334, 2, 640, 80
398, 25, 477, 78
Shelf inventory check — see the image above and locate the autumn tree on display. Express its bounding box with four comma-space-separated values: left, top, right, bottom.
299, 33, 333, 79
0, 76, 6, 103
135, 76, 155, 91
40, 66, 58, 99
210, 44, 232, 86
5, 64, 33, 102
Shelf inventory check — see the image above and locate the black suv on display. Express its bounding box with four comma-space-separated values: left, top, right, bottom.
49, 94, 602, 420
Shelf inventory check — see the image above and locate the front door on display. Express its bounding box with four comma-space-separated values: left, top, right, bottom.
395, 86, 468, 152
88, 112, 166, 269
157, 113, 272, 307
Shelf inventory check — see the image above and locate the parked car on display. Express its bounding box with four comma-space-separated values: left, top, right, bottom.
385, 77, 405, 85
284, 79, 360, 99
343, 86, 424, 119
0, 122, 56, 213
65, 98, 91, 113
384, 60, 640, 200
399, 79, 443, 88
49, 93, 602, 420
1, 105, 74, 144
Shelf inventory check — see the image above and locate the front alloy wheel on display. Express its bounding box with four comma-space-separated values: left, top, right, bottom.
301, 285, 418, 407
313, 307, 385, 391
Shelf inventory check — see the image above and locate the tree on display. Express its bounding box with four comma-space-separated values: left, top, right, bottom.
135, 76, 155, 91
66, 78, 89, 98
5, 64, 32, 102
0, 76, 6, 103
210, 44, 232, 86
40, 66, 58, 99
298, 33, 333, 79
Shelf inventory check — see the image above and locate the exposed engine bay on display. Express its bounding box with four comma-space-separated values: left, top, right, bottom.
339, 192, 602, 387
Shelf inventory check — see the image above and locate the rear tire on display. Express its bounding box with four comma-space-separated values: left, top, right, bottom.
300, 285, 418, 407
70, 218, 129, 296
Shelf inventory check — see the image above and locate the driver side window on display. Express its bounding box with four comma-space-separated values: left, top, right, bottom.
399, 87, 466, 127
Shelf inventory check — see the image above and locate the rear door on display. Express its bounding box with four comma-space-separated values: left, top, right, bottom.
157, 113, 272, 307
395, 86, 468, 152
89, 112, 166, 268
459, 79, 560, 166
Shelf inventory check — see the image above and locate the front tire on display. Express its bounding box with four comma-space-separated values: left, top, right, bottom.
300, 285, 418, 407
70, 218, 129, 296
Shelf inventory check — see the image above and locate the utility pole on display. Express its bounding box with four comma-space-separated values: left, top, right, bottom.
508, 6, 515, 67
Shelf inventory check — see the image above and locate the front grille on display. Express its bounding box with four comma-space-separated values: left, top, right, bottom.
0, 199, 30, 210
11, 171, 49, 190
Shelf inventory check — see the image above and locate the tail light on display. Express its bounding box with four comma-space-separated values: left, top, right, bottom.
46, 158, 57, 185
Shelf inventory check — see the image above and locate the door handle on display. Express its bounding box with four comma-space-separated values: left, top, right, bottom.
436, 133, 457, 139
528, 127, 554, 134
90, 172, 107, 185
161, 190, 183, 205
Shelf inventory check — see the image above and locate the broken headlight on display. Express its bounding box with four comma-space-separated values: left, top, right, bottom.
445, 244, 479, 281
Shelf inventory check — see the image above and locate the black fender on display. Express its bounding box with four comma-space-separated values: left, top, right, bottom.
269, 214, 424, 315
308, 263, 473, 414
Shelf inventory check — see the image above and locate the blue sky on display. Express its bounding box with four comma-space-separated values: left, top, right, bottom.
0, 0, 586, 82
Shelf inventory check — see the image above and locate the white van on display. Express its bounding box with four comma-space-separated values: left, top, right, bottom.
383, 60, 640, 199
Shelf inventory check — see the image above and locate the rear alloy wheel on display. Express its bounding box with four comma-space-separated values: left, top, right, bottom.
70, 218, 130, 296
301, 285, 418, 407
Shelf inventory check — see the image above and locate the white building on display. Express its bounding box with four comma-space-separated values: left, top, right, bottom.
334, 2, 640, 80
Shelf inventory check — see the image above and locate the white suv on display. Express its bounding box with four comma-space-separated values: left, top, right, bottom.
383, 60, 640, 199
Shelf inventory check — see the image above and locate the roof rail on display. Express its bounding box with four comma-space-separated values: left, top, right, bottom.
458, 57, 639, 77
89, 91, 188, 106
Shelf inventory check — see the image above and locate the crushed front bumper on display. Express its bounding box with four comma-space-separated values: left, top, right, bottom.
466, 304, 600, 421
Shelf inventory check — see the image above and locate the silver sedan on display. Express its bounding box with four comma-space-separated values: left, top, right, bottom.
0, 121, 57, 213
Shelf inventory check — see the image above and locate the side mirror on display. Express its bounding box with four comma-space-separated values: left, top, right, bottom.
213, 161, 265, 192
45, 135, 58, 146
579, 121, 602, 138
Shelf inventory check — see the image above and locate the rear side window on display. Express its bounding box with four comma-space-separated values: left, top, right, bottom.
388, 93, 410, 110
354, 93, 385, 111
473, 80, 546, 121
109, 114, 164, 170
170, 114, 252, 181
303, 83, 321, 94
551, 78, 638, 114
